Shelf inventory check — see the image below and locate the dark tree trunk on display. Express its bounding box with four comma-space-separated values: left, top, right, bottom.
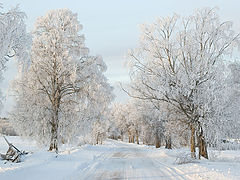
48, 59, 61, 153
100, 134, 103, 145
128, 131, 131, 143
165, 136, 172, 149
49, 103, 59, 152
136, 130, 139, 144
49, 121, 58, 152
131, 135, 135, 143
190, 124, 196, 158
198, 127, 208, 159
96, 132, 100, 145
155, 134, 161, 148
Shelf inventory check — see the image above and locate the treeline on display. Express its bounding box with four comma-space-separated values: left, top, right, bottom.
0, 4, 240, 157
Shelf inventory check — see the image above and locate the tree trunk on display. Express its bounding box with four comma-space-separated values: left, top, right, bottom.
100, 135, 103, 145
49, 102, 59, 152
96, 132, 100, 145
198, 127, 208, 159
155, 134, 161, 148
165, 136, 172, 149
121, 131, 124, 141
190, 124, 196, 158
128, 132, 131, 143
49, 121, 58, 152
131, 135, 135, 143
136, 130, 139, 144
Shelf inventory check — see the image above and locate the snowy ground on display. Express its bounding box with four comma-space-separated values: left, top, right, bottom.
0, 136, 240, 180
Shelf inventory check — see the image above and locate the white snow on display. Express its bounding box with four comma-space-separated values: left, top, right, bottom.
0, 136, 240, 180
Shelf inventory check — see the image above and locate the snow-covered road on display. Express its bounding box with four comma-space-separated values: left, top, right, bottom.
1, 137, 240, 180
75, 140, 188, 180
71, 140, 239, 180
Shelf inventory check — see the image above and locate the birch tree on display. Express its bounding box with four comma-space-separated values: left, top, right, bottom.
11, 9, 113, 151
127, 8, 239, 159
0, 5, 30, 111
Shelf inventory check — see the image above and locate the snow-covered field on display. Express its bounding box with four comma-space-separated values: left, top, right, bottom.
0, 136, 240, 180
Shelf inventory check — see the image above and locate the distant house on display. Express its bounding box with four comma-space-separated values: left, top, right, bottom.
0, 118, 17, 136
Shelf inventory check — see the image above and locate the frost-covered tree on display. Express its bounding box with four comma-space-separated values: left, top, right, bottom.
0, 5, 30, 110
11, 9, 113, 151
91, 118, 108, 145
111, 103, 127, 141
112, 99, 166, 147
131, 100, 164, 147
215, 61, 240, 141
197, 61, 240, 150
125, 100, 142, 144
111, 102, 139, 142
127, 8, 239, 159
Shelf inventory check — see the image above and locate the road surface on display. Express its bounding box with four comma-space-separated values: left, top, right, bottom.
73, 140, 192, 180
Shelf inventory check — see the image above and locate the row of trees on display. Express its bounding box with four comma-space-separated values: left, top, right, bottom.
111, 8, 240, 159
1, 5, 240, 159
111, 99, 184, 148
0, 6, 113, 152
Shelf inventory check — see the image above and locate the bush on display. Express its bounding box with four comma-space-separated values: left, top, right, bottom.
175, 152, 197, 164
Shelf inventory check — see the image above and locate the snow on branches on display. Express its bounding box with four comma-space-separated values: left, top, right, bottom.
0, 5, 30, 112
10, 9, 113, 151
126, 8, 239, 159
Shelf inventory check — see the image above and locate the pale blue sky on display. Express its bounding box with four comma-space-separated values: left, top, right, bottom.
0, 0, 239, 116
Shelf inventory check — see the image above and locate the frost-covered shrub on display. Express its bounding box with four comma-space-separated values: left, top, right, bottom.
208, 151, 220, 161
175, 152, 197, 164
218, 142, 240, 151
